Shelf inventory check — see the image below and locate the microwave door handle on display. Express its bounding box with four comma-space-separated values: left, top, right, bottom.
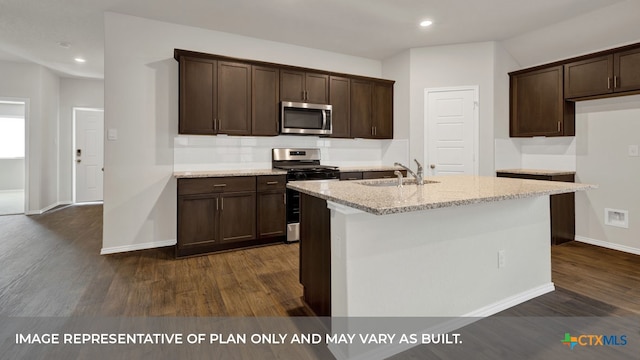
322, 110, 327, 130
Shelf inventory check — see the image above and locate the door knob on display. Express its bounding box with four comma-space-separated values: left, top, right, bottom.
77, 159, 81, 163
430, 164, 435, 169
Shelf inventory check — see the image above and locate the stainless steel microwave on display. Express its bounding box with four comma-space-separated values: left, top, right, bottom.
280, 102, 332, 135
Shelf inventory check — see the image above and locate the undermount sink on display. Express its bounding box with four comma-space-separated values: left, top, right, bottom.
358, 179, 438, 187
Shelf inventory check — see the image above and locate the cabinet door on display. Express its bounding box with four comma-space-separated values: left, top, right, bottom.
564, 55, 613, 99
372, 82, 393, 139
177, 194, 219, 251
329, 76, 350, 138
614, 47, 640, 93
257, 192, 286, 238
217, 61, 251, 135
350, 79, 373, 138
179, 57, 216, 135
252, 66, 280, 136
220, 192, 256, 243
280, 70, 305, 102
510, 66, 574, 137
305, 72, 329, 104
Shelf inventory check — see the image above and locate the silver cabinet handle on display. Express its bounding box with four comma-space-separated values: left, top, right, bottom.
216, 198, 219, 211
614, 76, 618, 88
557, 121, 561, 133
283, 193, 286, 205
608, 77, 611, 89
266, 181, 279, 185
221, 198, 223, 210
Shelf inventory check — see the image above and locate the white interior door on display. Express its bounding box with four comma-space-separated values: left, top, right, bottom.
74, 108, 104, 203
425, 87, 478, 175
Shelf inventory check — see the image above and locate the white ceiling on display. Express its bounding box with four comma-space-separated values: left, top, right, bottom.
0, 0, 630, 79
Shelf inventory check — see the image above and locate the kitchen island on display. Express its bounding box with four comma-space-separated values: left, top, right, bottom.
288, 175, 595, 318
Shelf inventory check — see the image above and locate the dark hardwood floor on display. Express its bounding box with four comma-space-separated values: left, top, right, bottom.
1, 204, 639, 318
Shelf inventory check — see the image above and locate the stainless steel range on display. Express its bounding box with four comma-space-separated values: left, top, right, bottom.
272, 148, 339, 242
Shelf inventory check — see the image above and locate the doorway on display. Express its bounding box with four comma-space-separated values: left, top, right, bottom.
73, 108, 104, 203
0, 100, 27, 215
424, 86, 479, 175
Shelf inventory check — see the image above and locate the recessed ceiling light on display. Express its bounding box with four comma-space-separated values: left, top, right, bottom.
420, 20, 433, 27
74, 57, 86, 63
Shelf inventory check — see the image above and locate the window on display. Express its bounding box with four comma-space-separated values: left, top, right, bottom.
0, 117, 25, 158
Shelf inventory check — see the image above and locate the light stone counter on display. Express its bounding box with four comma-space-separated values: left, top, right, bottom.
173, 169, 287, 178
287, 174, 595, 215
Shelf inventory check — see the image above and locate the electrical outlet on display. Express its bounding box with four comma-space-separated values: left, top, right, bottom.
629, 145, 639, 157
498, 250, 506, 268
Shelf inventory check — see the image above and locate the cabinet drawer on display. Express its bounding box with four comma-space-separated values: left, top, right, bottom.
178, 177, 256, 195
339, 172, 363, 181
257, 175, 286, 192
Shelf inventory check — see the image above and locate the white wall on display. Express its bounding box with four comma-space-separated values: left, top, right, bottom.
502, 1, 640, 69
58, 78, 104, 202
575, 95, 640, 254
103, 12, 393, 253
0, 60, 60, 213
382, 50, 410, 140
408, 42, 497, 176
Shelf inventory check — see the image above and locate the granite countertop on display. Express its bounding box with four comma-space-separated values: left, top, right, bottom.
287, 175, 596, 215
173, 169, 287, 178
496, 169, 576, 176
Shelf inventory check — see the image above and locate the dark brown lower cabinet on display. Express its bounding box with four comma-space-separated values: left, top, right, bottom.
176, 176, 284, 258
257, 175, 286, 238
300, 193, 331, 316
496, 172, 575, 245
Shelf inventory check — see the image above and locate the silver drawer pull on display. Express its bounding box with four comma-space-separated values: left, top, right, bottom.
266, 181, 279, 185
213, 184, 227, 188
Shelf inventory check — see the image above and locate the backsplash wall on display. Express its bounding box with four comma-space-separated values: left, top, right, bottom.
174, 135, 409, 171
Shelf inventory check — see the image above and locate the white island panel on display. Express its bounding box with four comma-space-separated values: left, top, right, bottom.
329, 195, 553, 317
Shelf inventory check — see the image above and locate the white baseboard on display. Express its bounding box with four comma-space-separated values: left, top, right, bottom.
100, 239, 177, 255
25, 201, 73, 215
328, 283, 555, 360
575, 235, 640, 256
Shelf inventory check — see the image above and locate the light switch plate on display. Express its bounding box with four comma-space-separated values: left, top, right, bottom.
629, 145, 639, 157
107, 128, 118, 141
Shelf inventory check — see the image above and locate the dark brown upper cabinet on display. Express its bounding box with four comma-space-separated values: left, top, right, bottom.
179, 57, 216, 135
565, 47, 640, 99
217, 61, 252, 135
372, 82, 393, 139
329, 76, 350, 138
350, 79, 394, 139
564, 55, 612, 99
280, 70, 329, 104
614, 47, 640, 93
251, 65, 280, 136
175, 49, 394, 138
178, 57, 251, 135
350, 79, 372, 138
510, 66, 575, 137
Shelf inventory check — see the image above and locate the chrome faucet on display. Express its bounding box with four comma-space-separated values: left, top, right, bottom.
394, 159, 424, 185
393, 170, 404, 187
